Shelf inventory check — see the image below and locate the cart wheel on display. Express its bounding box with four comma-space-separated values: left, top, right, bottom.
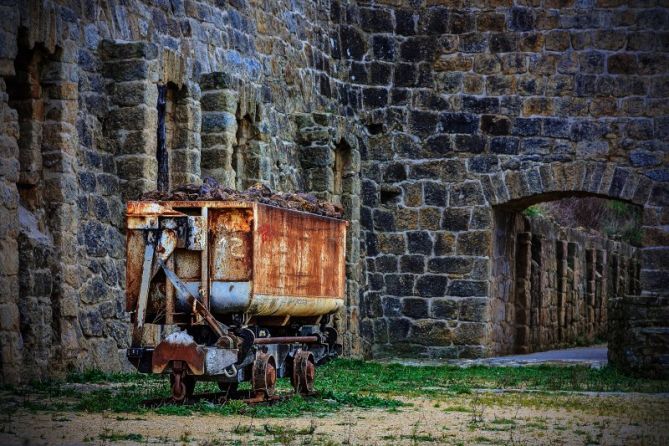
170, 372, 187, 401
170, 368, 195, 401
291, 349, 315, 396
251, 351, 276, 400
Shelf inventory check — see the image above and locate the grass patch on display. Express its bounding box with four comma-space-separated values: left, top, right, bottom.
3, 359, 668, 420
443, 405, 472, 413
99, 429, 143, 441
317, 360, 669, 394
57, 360, 669, 394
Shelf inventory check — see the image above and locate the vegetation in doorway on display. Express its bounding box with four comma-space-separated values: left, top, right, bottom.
523, 197, 643, 245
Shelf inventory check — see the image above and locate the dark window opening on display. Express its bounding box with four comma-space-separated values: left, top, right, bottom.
6, 32, 58, 377
158, 82, 192, 191
333, 139, 352, 206
6, 41, 46, 208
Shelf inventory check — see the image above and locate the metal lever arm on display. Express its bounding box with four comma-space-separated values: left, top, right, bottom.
158, 258, 229, 337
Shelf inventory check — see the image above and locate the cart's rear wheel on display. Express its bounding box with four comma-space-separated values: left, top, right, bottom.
291, 349, 315, 396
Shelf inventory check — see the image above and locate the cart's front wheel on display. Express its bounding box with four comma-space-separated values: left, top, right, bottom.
250, 351, 276, 401
170, 361, 195, 401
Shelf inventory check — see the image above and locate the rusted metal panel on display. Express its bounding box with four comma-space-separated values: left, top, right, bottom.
209, 208, 253, 282
125, 229, 145, 312
188, 216, 206, 250
127, 201, 186, 217
248, 295, 343, 317
126, 200, 348, 320
174, 249, 201, 280
253, 203, 347, 300
152, 332, 205, 375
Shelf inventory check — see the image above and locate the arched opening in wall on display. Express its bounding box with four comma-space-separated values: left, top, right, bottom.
233, 113, 260, 190
333, 139, 353, 209
5, 33, 56, 376
491, 195, 642, 357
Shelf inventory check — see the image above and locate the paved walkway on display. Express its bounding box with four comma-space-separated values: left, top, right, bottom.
390, 345, 609, 368
474, 344, 608, 367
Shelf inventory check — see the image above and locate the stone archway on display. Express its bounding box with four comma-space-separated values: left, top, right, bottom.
483, 161, 668, 376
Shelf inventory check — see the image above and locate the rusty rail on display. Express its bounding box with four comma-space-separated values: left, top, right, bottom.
253, 336, 319, 345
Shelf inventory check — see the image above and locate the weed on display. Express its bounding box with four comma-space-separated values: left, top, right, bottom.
490, 417, 516, 425
98, 429, 143, 442
232, 423, 253, 435
443, 405, 472, 413
179, 430, 193, 443
523, 205, 543, 218
468, 394, 485, 427
262, 423, 315, 446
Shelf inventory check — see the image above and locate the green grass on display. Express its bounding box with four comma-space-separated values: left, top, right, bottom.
98, 429, 143, 441
3, 360, 668, 419
60, 360, 669, 394
522, 205, 544, 218
316, 360, 669, 394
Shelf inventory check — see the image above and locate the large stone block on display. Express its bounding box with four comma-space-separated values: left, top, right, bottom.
411, 319, 453, 345
457, 230, 491, 256
415, 274, 448, 297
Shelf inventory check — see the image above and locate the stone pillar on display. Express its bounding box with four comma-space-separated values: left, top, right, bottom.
296, 114, 364, 357
529, 234, 543, 351
585, 249, 596, 340
40, 44, 82, 376
595, 249, 607, 339
0, 78, 22, 385
199, 72, 238, 187
556, 240, 567, 344
101, 41, 159, 200
514, 232, 532, 354
168, 81, 202, 187
609, 295, 669, 379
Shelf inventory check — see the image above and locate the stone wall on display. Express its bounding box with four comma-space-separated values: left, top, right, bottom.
0, 0, 364, 383
491, 211, 639, 355
352, 1, 669, 362
0, 0, 668, 383
609, 294, 669, 378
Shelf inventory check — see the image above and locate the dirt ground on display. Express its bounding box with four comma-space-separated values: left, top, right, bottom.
2, 391, 668, 446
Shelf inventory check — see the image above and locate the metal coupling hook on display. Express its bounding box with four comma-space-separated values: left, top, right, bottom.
223, 364, 237, 378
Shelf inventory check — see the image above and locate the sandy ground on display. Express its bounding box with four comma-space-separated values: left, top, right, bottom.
1, 391, 668, 446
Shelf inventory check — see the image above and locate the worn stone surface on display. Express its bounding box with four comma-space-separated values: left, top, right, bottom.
354, 1, 669, 372
0, 0, 667, 382
490, 211, 640, 356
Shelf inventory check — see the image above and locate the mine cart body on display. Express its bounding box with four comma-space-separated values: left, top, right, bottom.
125, 200, 347, 400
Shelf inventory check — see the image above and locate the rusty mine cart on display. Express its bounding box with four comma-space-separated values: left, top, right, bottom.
125, 200, 347, 402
